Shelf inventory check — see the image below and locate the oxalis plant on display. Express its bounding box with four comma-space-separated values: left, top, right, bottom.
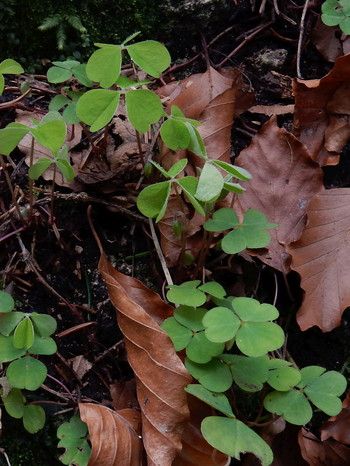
322, 0, 350, 33
0, 34, 348, 465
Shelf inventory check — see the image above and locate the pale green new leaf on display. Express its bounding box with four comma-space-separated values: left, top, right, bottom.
13, 316, 34, 349
212, 160, 252, 180
29, 159, 52, 180
125, 89, 163, 133
0, 59, 24, 75
30, 119, 67, 152
0, 123, 28, 155
86, 45, 122, 88
47, 66, 72, 83
160, 119, 190, 150
126, 40, 170, 77
0, 311, 25, 335
55, 159, 75, 182
186, 122, 206, 157
76, 89, 120, 132
137, 180, 171, 220
0, 335, 26, 362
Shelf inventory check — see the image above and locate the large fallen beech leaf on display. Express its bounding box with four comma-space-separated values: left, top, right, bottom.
79, 403, 142, 465
298, 427, 350, 466
287, 188, 350, 332
157, 67, 255, 171
173, 395, 230, 466
293, 53, 350, 166
235, 117, 324, 273
321, 390, 350, 444
98, 253, 192, 465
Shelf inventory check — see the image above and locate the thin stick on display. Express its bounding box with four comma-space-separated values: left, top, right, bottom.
0, 154, 26, 225
297, 0, 311, 79
148, 218, 173, 287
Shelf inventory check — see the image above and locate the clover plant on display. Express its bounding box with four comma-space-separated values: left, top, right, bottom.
0, 290, 57, 433
57, 415, 91, 466
161, 288, 347, 465
0, 58, 24, 95
321, 0, 350, 33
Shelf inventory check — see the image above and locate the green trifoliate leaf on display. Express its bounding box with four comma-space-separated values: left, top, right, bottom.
0, 291, 14, 313
195, 162, 224, 202
167, 280, 205, 307
296, 365, 326, 388
174, 306, 207, 331
202, 417, 273, 466
304, 371, 347, 416
126, 40, 171, 78
0, 59, 24, 75
242, 209, 277, 230
321, 0, 350, 32
55, 159, 75, 182
185, 358, 233, 392
222, 354, 271, 392
185, 384, 235, 417
29, 158, 52, 180
264, 389, 313, 425
76, 89, 120, 132
232, 298, 279, 321
0, 335, 26, 362
30, 312, 57, 336
2, 388, 25, 419
185, 122, 207, 157
167, 158, 188, 178
137, 180, 171, 221
0, 311, 25, 335
47, 66, 72, 83
13, 316, 34, 349
125, 89, 163, 133
72, 63, 93, 87
177, 177, 206, 216
236, 321, 284, 357
204, 208, 240, 232
160, 119, 190, 150
212, 160, 252, 180
86, 45, 122, 87
0, 123, 29, 155
58, 415, 91, 466
49, 94, 70, 111
161, 317, 192, 351
28, 335, 57, 355
267, 366, 301, 391
186, 331, 225, 364
23, 405, 46, 433
203, 307, 240, 343
63, 101, 80, 124
198, 282, 226, 299
30, 119, 67, 152
6, 356, 47, 390
52, 60, 80, 70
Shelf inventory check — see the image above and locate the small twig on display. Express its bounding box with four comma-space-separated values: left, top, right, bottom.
0, 155, 27, 225
0, 87, 31, 107
0, 448, 12, 466
297, 0, 311, 79
148, 218, 173, 287
45, 374, 76, 401
216, 22, 272, 67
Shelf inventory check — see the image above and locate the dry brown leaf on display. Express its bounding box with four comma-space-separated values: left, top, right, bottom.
298, 427, 350, 466
235, 117, 324, 273
173, 395, 230, 466
321, 390, 350, 444
69, 355, 92, 380
110, 380, 139, 411
98, 253, 191, 465
79, 403, 143, 466
248, 104, 295, 116
292, 53, 350, 166
287, 188, 350, 332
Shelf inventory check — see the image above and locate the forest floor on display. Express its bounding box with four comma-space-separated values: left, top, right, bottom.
1, 1, 350, 465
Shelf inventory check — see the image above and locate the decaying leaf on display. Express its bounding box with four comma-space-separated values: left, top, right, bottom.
235, 117, 324, 273
287, 188, 350, 332
298, 426, 350, 466
79, 402, 142, 465
293, 53, 350, 166
98, 253, 191, 465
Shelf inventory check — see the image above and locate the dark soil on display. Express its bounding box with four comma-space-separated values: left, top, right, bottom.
1, 1, 350, 465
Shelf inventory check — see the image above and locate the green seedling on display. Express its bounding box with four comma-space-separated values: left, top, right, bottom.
57, 415, 91, 466
321, 0, 350, 34
47, 60, 93, 87
0, 58, 24, 95
0, 291, 57, 433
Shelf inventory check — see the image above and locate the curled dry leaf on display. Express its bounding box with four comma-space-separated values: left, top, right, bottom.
321, 390, 350, 445
293, 53, 350, 166
98, 253, 192, 465
79, 402, 142, 466
298, 427, 350, 466
235, 117, 323, 273
287, 188, 350, 332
